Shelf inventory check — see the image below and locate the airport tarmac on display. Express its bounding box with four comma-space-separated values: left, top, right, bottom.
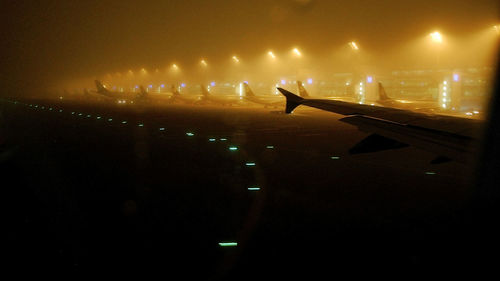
0, 98, 490, 277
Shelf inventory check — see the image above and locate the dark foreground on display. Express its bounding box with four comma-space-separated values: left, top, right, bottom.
1, 98, 498, 277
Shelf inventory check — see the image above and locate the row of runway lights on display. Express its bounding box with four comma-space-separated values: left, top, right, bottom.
5, 98, 438, 175
6, 98, 274, 247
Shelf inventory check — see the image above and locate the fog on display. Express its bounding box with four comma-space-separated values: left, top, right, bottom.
1, 0, 498, 96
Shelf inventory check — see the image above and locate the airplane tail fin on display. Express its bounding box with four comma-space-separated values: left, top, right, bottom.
200, 85, 209, 96
171, 85, 180, 96
297, 81, 310, 98
378, 82, 390, 101
243, 83, 255, 97
95, 80, 106, 93
277, 87, 304, 114
139, 85, 148, 98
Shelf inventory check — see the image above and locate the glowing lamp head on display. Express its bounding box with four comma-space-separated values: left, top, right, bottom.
367, 76, 373, 83
200, 59, 207, 67
453, 74, 459, 82
268, 51, 276, 59
181, 83, 186, 87
307, 78, 313, 84
281, 79, 286, 85
430, 31, 443, 43
232, 56, 239, 63
210, 81, 216, 87
292, 48, 301, 57
349, 41, 359, 50
493, 25, 500, 34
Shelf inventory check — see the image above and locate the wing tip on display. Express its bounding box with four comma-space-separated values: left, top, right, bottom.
277, 87, 304, 114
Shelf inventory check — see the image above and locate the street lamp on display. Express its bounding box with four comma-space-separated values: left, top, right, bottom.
232, 56, 240, 63
268, 51, 276, 59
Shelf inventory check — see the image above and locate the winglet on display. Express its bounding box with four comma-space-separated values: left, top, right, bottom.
277, 87, 304, 114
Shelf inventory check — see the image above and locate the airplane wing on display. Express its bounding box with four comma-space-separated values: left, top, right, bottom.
277, 87, 484, 164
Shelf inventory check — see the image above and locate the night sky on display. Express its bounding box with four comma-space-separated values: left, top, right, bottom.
1, 0, 498, 94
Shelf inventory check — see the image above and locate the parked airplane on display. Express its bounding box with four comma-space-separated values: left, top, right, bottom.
199, 85, 240, 106
297, 80, 356, 102
278, 87, 483, 164
94, 80, 139, 103
168, 85, 199, 104
243, 83, 283, 108
137, 85, 173, 103
376, 82, 437, 111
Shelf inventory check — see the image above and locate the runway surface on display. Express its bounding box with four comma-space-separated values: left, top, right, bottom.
0, 98, 487, 277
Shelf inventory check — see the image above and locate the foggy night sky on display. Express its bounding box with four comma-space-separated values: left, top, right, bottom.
0, 0, 498, 95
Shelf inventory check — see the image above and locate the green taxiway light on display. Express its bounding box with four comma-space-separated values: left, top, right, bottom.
229, 146, 238, 151
71, 112, 75, 114
220, 138, 227, 141
96, 116, 101, 119
122, 121, 127, 124
186, 132, 194, 136
49, 108, 53, 111
41, 106, 45, 109
59, 109, 63, 112
246, 162, 256, 166
248, 187, 260, 191
209, 138, 216, 142
87, 115, 91, 118
138, 123, 144, 127
108, 118, 113, 121
35, 105, 38, 108
330, 156, 340, 160
425, 172, 436, 175
29, 104, 32, 107
78, 113, 82, 116
218, 242, 237, 247
159, 127, 165, 131
266, 146, 274, 149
